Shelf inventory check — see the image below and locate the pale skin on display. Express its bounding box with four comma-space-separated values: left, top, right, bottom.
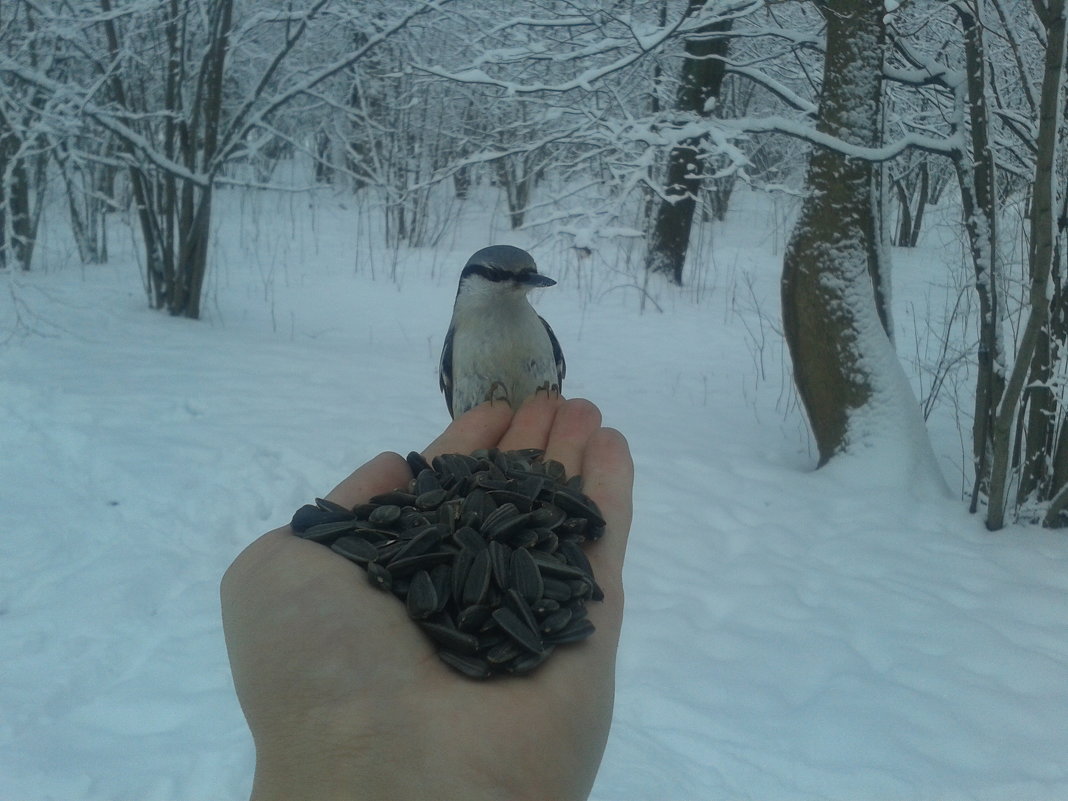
221, 395, 634, 801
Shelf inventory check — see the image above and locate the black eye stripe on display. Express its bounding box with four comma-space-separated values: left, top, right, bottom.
460, 264, 507, 282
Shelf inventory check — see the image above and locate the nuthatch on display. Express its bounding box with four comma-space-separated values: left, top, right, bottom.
439, 245, 565, 419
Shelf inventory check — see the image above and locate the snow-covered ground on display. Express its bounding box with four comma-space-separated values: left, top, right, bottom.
3, 185, 1067, 800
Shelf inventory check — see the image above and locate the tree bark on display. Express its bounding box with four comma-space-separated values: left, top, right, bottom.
781, 0, 894, 465
646, 1, 732, 285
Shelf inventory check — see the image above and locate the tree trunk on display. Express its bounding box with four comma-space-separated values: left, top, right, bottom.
645, 1, 732, 285
986, 0, 1066, 529
955, 2, 1005, 511
782, 0, 942, 488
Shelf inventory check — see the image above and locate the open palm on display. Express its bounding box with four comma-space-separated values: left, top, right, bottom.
222, 395, 633, 801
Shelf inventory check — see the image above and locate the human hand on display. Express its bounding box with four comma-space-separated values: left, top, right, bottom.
221, 395, 633, 801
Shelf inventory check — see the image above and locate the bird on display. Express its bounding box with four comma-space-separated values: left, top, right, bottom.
439, 245, 565, 419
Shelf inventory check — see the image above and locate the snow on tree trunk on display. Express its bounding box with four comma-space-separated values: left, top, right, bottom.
781, 0, 946, 492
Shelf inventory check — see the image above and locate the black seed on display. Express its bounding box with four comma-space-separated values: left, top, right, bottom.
532, 597, 560, 616
553, 488, 606, 529
298, 520, 360, 543
492, 606, 545, 654
540, 608, 572, 634
485, 640, 521, 665
509, 548, 543, 605
368, 504, 403, 526
457, 604, 492, 632
544, 617, 595, 645
452, 526, 486, 552
488, 540, 511, 589
414, 468, 440, 495
387, 551, 453, 576
315, 497, 353, 515
558, 540, 593, 575
416, 488, 448, 510
366, 561, 392, 591
330, 536, 379, 564
504, 588, 539, 635
369, 491, 417, 507
406, 451, 432, 476
291, 505, 349, 534
389, 524, 446, 562
406, 570, 438, 619
438, 650, 491, 679
461, 548, 492, 606
420, 621, 479, 655
542, 578, 572, 602
536, 558, 594, 583
429, 564, 452, 613
451, 548, 476, 602
506, 646, 554, 675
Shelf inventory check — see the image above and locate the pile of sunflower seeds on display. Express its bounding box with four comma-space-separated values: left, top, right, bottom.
289, 448, 606, 679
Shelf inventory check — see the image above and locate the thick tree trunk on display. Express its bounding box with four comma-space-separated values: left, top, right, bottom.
782, 0, 942, 490
646, 1, 732, 285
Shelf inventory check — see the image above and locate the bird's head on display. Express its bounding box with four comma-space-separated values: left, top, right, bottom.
455, 245, 555, 304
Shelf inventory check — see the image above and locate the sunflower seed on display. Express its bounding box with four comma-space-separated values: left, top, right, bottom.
461, 548, 492, 606
429, 564, 452, 613
330, 536, 379, 564
368, 504, 403, 526
415, 488, 448, 510
506, 646, 554, 675
370, 490, 417, 507
480, 502, 520, 536
298, 519, 360, 543
452, 526, 486, 552
488, 540, 511, 589
315, 497, 352, 515
413, 468, 440, 495
389, 524, 446, 562
542, 578, 573, 602
540, 608, 572, 634
529, 503, 566, 530
504, 589, 540, 635
291, 505, 349, 534
366, 561, 392, 591
420, 621, 479, 655
451, 548, 476, 602
544, 617, 595, 645
406, 570, 438, 619
387, 551, 453, 576
457, 604, 491, 632
492, 606, 545, 654
406, 450, 432, 476
485, 639, 521, 665
438, 650, 492, 679
509, 547, 543, 605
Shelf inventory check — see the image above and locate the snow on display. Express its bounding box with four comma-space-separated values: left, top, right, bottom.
3, 186, 1068, 800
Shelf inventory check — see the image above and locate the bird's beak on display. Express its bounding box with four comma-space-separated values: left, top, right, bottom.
521, 273, 556, 288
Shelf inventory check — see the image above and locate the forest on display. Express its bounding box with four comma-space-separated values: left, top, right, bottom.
1, 1, 1067, 523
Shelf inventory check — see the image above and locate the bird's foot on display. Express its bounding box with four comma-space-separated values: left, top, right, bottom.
484, 381, 512, 407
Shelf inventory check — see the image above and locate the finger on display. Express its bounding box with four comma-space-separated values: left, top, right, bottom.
577, 427, 633, 629
541, 397, 603, 480
324, 451, 412, 509
495, 392, 565, 453
422, 401, 515, 461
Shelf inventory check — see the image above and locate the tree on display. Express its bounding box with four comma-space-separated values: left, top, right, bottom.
645, 0, 733, 285
781, 0, 943, 484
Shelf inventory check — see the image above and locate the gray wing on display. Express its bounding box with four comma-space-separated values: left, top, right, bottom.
439, 325, 455, 418
540, 316, 566, 388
